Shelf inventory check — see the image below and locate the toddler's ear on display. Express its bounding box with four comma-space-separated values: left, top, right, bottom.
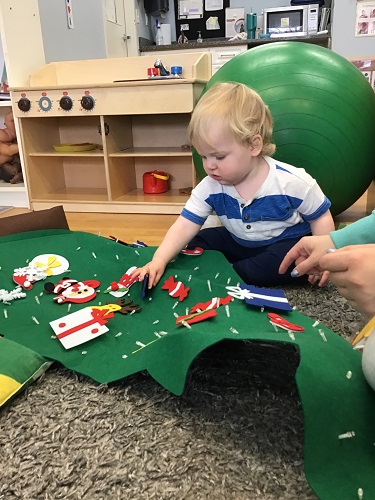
249, 134, 263, 155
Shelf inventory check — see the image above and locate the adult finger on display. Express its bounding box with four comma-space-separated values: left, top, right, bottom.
319, 253, 349, 273
278, 246, 305, 274
289, 255, 323, 278
318, 270, 330, 287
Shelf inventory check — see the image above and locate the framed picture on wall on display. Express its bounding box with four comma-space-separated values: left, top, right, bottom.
355, 1, 375, 36
350, 58, 375, 91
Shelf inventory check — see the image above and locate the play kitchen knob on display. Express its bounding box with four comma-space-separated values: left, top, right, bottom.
59, 96, 73, 110
17, 97, 31, 112
143, 170, 170, 194
80, 95, 95, 110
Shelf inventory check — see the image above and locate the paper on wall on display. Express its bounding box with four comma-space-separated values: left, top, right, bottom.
225, 7, 245, 38
178, 0, 203, 19
207, 16, 220, 30
205, 0, 223, 11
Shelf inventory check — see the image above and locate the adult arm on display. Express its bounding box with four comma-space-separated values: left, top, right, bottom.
279, 211, 375, 278
331, 210, 375, 248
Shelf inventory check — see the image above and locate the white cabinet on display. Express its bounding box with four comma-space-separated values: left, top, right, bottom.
210, 45, 248, 74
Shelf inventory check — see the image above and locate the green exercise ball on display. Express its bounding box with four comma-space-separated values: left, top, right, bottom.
194, 42, 375, 216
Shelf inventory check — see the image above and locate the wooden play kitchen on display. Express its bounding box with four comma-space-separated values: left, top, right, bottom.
12, 53, 211, 214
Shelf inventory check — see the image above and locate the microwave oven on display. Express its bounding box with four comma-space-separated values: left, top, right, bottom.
263, 4, 319, 38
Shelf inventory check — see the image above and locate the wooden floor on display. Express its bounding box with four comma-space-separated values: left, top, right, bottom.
0, 208, 178, 246
0, 191, 369, 246
65, 212, 178, 246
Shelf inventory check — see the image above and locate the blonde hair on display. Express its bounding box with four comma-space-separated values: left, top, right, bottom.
188, 82, 276, 156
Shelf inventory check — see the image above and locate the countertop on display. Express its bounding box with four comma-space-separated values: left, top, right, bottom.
139, 34, 331, 52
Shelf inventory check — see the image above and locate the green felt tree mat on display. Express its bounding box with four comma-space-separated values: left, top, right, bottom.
1, 229, 375, 499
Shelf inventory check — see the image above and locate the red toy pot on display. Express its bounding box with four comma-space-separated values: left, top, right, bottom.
143, 170, 170, 194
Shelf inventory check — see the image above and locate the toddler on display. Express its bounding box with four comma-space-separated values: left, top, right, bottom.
133, 82, 334, 287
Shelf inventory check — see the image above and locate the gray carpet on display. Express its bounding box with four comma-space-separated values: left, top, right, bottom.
0, 283, 364, 500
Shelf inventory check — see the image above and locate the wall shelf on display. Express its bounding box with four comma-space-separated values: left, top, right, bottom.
29, 149, 104, 157
0, 181, 26, 191
109, 147, 192, 157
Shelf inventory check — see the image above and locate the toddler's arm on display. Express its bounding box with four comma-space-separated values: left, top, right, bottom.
309, 210, 335, 235
132, 216, 201, 288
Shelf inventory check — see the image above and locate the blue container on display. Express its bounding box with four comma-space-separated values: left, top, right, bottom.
246, 13, 257, 39
171, 66, 183, 78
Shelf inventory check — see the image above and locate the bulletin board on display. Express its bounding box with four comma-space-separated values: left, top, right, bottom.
174, 0, 229, 41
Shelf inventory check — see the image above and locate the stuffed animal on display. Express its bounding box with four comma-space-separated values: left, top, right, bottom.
0, 111, 18, 161
0, 154, 22, 183
0, 111, 21, 183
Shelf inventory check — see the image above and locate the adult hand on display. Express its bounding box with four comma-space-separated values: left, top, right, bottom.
319, 244, 375, 317
307, 270, 330, 287
131, 256, 167, 289
279, 234, 335, 280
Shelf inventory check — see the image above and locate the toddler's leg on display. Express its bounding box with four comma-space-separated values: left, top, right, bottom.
187, 227, 243, 262
233, 238, 307, 286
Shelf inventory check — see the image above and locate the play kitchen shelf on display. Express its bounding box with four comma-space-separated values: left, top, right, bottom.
11, 53, 211, 214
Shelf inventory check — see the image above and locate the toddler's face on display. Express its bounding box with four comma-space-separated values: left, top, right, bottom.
194, 128, 257, 186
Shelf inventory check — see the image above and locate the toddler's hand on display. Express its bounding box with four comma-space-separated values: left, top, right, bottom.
130, 257, 167, 289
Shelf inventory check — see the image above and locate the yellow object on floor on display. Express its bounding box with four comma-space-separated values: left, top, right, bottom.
352, 316, 375, 347
0, 374, 21, 402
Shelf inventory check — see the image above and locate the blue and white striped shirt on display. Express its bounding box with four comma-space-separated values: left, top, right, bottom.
181, 156, 331, 248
